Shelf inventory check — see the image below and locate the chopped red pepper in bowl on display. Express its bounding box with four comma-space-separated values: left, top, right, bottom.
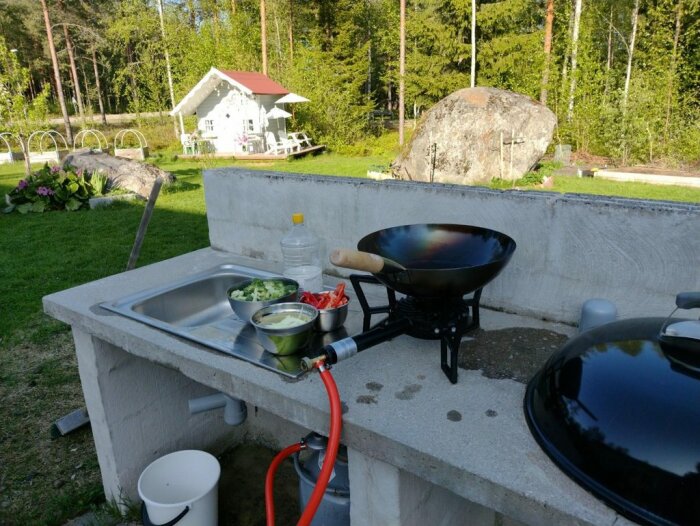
299, 283, 348, 310
300, 283, 350, 331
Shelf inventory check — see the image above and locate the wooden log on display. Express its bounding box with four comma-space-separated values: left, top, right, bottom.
62, 149, 175, 198
127, 177, 163, 270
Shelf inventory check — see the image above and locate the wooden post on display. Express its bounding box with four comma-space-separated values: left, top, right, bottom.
127, 178, 163, 271
510, 129, 514, 184
499, 131, 503, 179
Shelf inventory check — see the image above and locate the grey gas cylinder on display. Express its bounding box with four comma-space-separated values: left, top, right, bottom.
293, 433, 350, 526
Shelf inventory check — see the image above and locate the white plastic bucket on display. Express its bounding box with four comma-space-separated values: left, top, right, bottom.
138, 450, 220, 526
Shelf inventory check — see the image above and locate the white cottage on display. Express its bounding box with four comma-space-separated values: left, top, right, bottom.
171, 68, 296, 156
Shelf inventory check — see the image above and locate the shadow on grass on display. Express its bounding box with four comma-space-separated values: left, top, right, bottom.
161, 180, 201, 194
168, 167, 202, 179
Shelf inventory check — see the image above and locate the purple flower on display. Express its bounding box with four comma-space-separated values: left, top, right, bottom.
36, 186, 54, 196
76, 169, 84, 178
17, 179, 28, 190
50, 165, 60, 173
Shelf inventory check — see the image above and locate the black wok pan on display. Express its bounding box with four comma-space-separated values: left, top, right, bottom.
330, 224, 516, 298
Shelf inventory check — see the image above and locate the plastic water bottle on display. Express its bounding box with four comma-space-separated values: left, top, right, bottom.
280, 213, 323, 293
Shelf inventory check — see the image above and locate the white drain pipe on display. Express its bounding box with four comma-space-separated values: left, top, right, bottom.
189, 393, 247, 426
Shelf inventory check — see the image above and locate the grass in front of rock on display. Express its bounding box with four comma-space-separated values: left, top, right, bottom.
543, 174, 700, 202
491, 161, 700, 203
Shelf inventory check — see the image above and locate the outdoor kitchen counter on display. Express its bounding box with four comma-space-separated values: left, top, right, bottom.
44, 247, 635, 526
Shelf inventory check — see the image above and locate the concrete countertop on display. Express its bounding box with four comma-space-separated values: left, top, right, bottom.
43, 247, 634, 526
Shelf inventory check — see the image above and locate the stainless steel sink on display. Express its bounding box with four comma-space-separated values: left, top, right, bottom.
101, 264, 341, 378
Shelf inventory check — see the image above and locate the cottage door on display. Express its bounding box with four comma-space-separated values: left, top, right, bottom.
221, 91, 245, 153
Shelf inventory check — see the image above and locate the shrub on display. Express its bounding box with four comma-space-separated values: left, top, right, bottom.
490, 161, 562, 189
4, 164, 97, 214
89, 172, 109, 196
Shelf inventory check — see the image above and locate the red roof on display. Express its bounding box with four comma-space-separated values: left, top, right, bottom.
220, 70, 289, 95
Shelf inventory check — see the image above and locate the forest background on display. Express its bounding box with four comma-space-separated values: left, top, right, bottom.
1, 0, 699, 167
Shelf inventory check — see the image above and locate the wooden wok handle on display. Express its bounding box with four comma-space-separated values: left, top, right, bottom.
330, 249, 404, 273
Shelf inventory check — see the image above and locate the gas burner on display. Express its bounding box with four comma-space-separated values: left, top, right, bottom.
396, 296, 473, 340
346, 274, 482, 383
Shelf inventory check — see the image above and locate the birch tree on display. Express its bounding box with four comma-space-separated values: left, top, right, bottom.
665, 0, 683, 135
566, 0, 582, 122
603, 4, 614, 98
622, 0, 640, 112
470, 0, 476, 88
156, 0, 182, 138
560, 2, 574, 85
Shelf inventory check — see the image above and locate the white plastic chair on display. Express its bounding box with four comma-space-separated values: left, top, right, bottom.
277, 132, 300, 153
265, 132, 287, 154
180, 133, 196, 155
289, 131, 313, 149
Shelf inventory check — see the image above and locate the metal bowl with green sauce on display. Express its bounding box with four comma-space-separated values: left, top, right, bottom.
251, 303, 319, 355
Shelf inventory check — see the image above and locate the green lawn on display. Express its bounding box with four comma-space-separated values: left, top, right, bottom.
153, 150, 394, 177
0, 148, 698, 525
535, 174, 700, 203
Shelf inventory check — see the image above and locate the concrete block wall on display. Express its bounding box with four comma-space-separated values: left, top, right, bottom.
348, 449, 525, 526
204, 168, 700, 324
72, 329, 240, 505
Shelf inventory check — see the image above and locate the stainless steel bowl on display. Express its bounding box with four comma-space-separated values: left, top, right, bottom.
315, 302, 349, 332
251, 302, 319, 355
227, 278, 298, 323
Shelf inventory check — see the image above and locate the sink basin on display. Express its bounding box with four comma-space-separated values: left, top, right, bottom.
101, 264, 336, 378
131, 272, 250, 327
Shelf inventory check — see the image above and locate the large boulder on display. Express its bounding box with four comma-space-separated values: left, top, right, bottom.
392, 87, 556, 184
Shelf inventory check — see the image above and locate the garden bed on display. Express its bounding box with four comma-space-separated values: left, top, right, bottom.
4, 164, 110, 214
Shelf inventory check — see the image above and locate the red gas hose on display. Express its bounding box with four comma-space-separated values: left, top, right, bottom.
264, 362, 343, 526
265, 442, 305, 526
297, 364, 343, 526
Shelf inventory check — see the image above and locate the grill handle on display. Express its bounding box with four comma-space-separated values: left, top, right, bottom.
676, 292, 700, 310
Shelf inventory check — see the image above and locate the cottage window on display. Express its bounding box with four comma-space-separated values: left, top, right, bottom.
204, 120, 214, 133
246, 119, 254, 132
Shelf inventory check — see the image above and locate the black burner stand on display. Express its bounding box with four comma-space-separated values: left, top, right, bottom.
349, 274, 483, 384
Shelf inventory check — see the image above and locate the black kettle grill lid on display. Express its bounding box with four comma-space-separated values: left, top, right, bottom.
524, 317, 700, 526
